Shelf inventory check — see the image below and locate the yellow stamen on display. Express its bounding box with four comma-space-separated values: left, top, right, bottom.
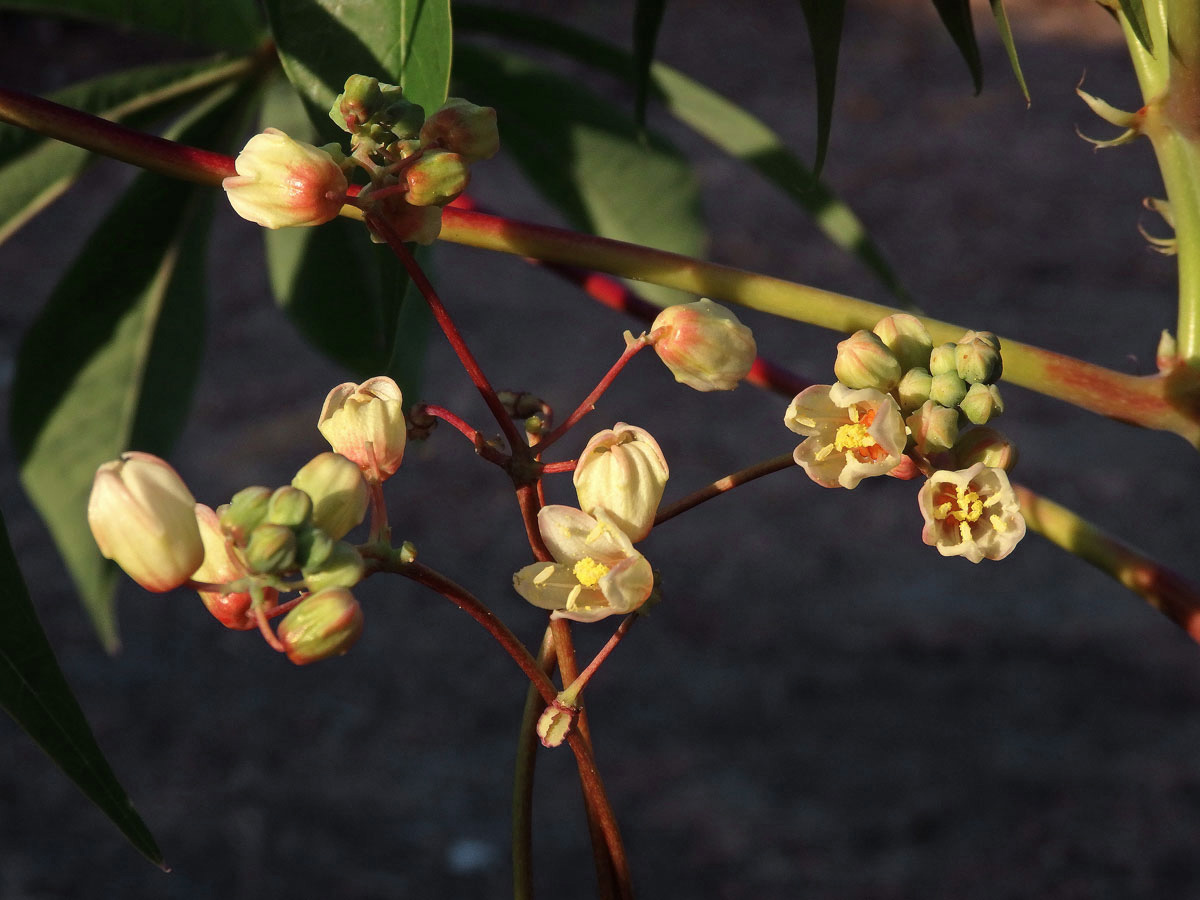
573, 557, 610, 587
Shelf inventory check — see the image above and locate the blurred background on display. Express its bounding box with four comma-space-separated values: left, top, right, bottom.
4, 1, 1200, 897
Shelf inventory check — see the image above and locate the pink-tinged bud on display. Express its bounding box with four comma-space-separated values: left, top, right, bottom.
318, 376, 407, 482
834, 330, 901, 391
87, 452, 204, 592
955, 331, 1003, 384
906, 400, 959, 455
192, 504, 276, 630
291, 452, 369, 540
404, 150, 470, 207
419, 97, 500, 163
368, 193, 444, 245
573, 423, 669, 542
953, 427, 1017, 472
872, 314, 933, 373
649, 298, 756, 392
223, 128, 348, 229
277, 588, 364, 665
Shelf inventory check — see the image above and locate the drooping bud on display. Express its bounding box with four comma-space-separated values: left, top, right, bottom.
906, 401, 960, 455
953, 427, 1017, 472
896, 367, 933, 412
573, 424, 669, 543
266, 485, 313, 529
928, 342, 958, 377
872, 314, 933, 373
929, 371, 968, 408
649, 298, 756, 392
191, 504, 276, 630
223, 129, 348, 229
218, 485, 272, 543
244, 523, 297, 575
318, 376, 407, 482
302, 541, 366, 593
959, 382, 1005, 425
87, 452, 204, 593
291, 452, 369, 540
277, 588, 364, 665
420, 98, 500, 163
955, 331, 1003, 384
833, 330, 902, 391
404, 149, 470, 207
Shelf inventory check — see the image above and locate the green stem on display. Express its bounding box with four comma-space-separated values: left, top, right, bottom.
513, 628, 556, 900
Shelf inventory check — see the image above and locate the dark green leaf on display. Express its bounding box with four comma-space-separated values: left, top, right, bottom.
798, 0, 845, 176
0, 507, 164, 864
0, 55, 255, 246
989, 0, 1029, 105
454, 44, 705, 306
1117, 0, 1153, 53
10, 84, 251, 650
263, 0, 452, 141
932, 0, 982, 95
0, 0, 262, 51
632, 0, 668, 127
455, 6, 909, 303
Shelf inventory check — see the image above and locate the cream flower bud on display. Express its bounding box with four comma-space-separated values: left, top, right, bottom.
929, 342, 958, 377
834, 330, 901, 391
929, 371, 968, 408
277, 588, 364, 665
959, 382, 1004, 425
573, 423, 669, 542
420, 98, 500, 163
897, 367, 933, 412
649, 298, 756, 392
223, 128, 348, 229
872, 314, 933, 373
953, 427, 1017, 472
87, 452, 204, 592
955, 331, 1003, 384
906, 400, 960, 455
291, 452, 369, 540
918, 464, 1025, 563
317, 376, 407, 482
192, 504, 276, 630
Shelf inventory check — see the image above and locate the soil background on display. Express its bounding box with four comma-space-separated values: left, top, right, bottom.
4, 1, 1200, 898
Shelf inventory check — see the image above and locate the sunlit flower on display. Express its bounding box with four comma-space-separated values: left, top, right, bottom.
917, 463, 1026, 563
513, 506, 654, 623
649, 298, 756, 391
784, 383, 906, 488
573, 423, 668, 542
223, 129, 348, 229
318, 376, 407, 482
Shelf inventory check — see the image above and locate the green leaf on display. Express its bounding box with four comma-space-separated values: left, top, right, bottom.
632, 0, 668, 127
453, 44, 705, 306
9, 84, 251, 651
454, 6, 909, 303
932, 0, 982, 95
259, 79, 431, 393
0, 55, 256, 246
0, 0, 262, 51
1117, 0, 1153, 53
0, 506, 164, 865
263, 0, 452, 140
989, 0, 1029, 105
798, 0, 845, 176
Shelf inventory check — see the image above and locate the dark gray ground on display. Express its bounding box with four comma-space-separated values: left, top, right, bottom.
4, 1, 1200, 897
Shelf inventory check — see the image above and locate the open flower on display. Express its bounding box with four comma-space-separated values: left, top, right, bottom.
223, 129, 348, 229
317, 376, 406, 482
917, 463, 1026, 562
513, 506, 654, 623
573, 423, 668, 542
784, 383, 906, 488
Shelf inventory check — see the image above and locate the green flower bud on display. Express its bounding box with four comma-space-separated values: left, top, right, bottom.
906, 401, 960, 455
266, 485, 313, 529
292, 452, 369, 540
929, 342, 958, 377
303, 541, 366, 592
277, 588, 364, 665
219, 486, 272, 542
897, 367, 933, 413
959, 382, 1004, 425
375, 83, 425, 139
955, 331, 1003, 384
295, 525, 335, 571
404, 149, 470, 207
953, 426, 1017, 471
244, 523, 297, 575
872, 314, 933, 373
929, 371, 968, 408
329, 75, 383, 132
833, 330, 901, 391
420, 97, 500, 163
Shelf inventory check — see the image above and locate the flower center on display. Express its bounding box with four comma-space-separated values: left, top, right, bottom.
573, 557, 610, 587
829, 406, 887, 462
933, 481, 1006, 542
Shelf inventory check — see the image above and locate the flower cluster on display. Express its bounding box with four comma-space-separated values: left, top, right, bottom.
87, 377, 412, 663
784, 314, 1024, 562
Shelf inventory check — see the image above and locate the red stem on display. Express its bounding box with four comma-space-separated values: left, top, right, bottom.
416, 403, 509, 465
655, 453, 798, 526
541, 459, 578, 474
538, 337, 649, 452
563, 615, 638, 699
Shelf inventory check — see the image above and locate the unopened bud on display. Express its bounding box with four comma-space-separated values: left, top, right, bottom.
367, 193, 443, 245
292, 452, 369, 540
929, 371, 968, 408
955, 331, 1003, 384
302, 541, 366, 592
295, 525, 335, 572
906, 400, 960, 455
953, 427, 1017, 471
573, 423, 669, 542
277, 588, 364, 665
192, 503, 269, 630
223, 129, 348, 229
244, 523, 297, 575
929, 342, 958, 377
959, 382, 1004, 425
649, 298, 756, 392
872, 314, 933, 373
218, 486, 272, 543
834, 330, 901, 391
420, 97, 500, 163
897, 367, 932, 412
329, 74, 383, 132
404, 149, 470, 207
266, 485, 313, 529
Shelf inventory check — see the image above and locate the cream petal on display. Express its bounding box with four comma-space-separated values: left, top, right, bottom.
599, 555, 654, 615
513, 562, 579, 611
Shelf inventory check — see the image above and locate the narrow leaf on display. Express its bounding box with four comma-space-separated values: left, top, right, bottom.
798, 0, 845, 176
0, 507, 163, 865
1117, 0, 1154, 53
989, 0, 1029, 105
0, 0, 263, 51
632, 0, 668, 127
263, 0, 452, 141
932, 0, 983, 95
454, 6, 910, 302
10, 85, 249, 650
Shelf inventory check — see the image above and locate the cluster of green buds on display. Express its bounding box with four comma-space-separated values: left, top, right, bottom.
784, 314, 1025, 562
